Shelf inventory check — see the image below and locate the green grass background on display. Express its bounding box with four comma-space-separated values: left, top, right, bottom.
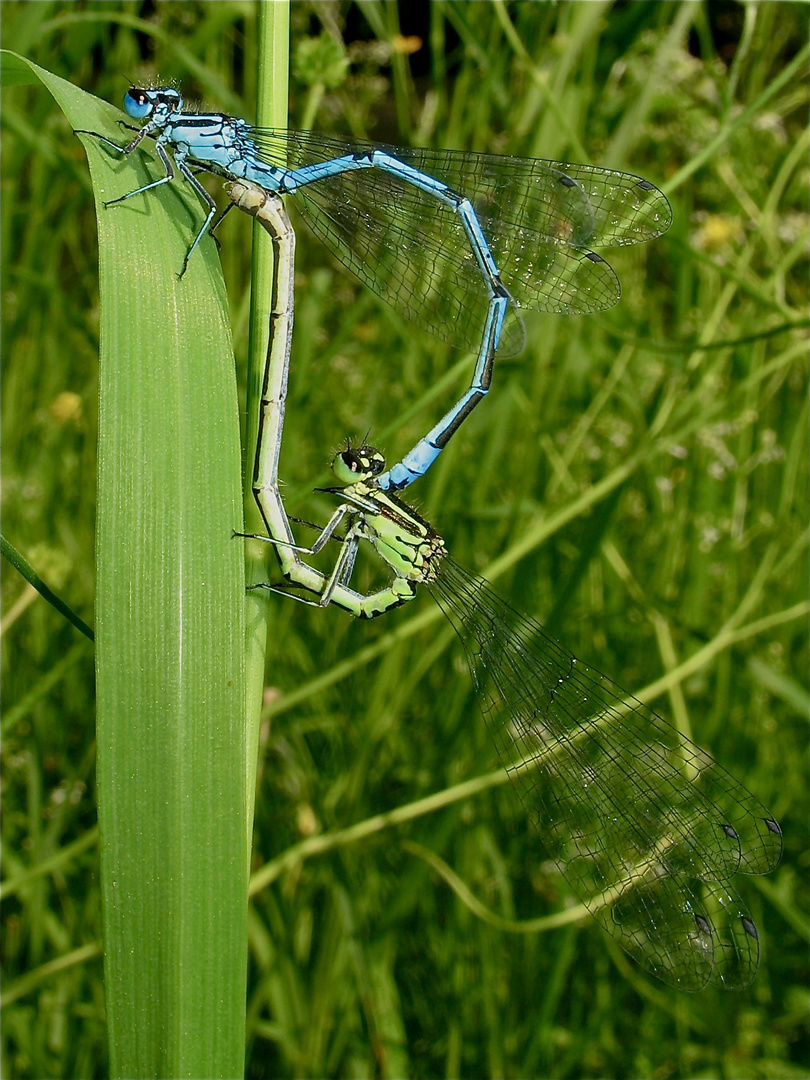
2, 2, 808, 1077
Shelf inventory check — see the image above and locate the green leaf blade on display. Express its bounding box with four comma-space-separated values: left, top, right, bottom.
3, 53, 249, 1079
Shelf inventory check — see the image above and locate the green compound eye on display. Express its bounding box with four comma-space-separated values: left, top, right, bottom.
332, 445, 386, 484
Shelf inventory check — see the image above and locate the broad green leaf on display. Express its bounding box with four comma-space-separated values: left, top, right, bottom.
1, 53, 248, 1079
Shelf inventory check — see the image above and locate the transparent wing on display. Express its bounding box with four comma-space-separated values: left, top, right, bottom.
431, 556, 782, 990
244, 130, 670, 354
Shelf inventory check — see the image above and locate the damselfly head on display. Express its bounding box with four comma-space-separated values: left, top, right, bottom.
332, 444, 386, 485
123, 86, 183, 122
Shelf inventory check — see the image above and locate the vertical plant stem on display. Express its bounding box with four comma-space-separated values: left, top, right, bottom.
243, 2, 291, 839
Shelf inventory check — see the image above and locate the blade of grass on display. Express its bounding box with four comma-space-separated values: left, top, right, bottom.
1, 53, 248, 1078
1, 534, 95, 641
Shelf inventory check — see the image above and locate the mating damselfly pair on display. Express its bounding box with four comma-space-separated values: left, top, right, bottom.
84, 89, 781, 991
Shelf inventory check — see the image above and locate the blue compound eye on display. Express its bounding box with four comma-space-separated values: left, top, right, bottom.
123, 89, 153, 120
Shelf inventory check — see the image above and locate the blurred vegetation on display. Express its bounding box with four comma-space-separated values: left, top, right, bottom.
2, 2, 808, 1078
